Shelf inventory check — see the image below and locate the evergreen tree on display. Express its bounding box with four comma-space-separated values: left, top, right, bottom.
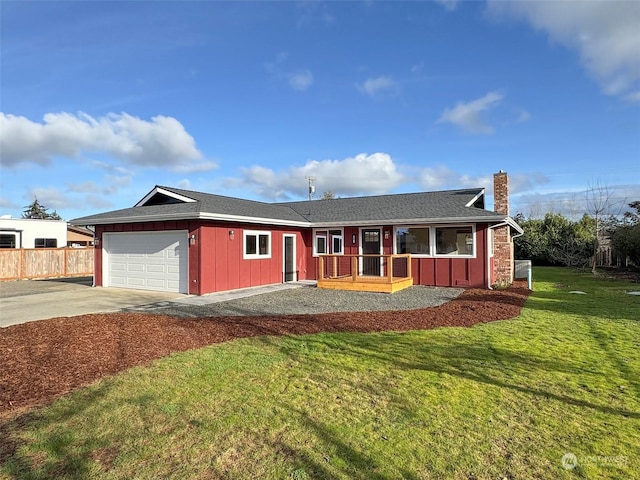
22, 198, 62, 220
610, 201, 640, 265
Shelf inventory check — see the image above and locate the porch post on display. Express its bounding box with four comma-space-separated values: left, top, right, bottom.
318, 256, 324, 279
351, 255, 358, 281
387, 255, 393, 282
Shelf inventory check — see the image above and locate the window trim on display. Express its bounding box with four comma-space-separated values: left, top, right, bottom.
332, 234, 343, 255
243, 230, 272, 259
393, 226, 433, 257
393, 224, 476, 258
315, 234, 327, 255
312, 228, 344, 256
433, 224, 476, 258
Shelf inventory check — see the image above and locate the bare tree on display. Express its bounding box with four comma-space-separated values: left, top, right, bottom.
585, 180, 625, 275
565, 192, 583, 221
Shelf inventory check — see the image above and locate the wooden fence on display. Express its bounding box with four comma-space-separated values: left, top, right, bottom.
0, 247, 94, 281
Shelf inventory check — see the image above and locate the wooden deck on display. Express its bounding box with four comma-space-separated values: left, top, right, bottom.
316, 254, 413, 293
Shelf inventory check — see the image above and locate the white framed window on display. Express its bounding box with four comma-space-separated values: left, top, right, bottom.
394, 226, 432, 256
435, 225, 474, 257
394, 225, 476, 258
313, 228, 344, 256
243, 230, 271, 259
316, 234, 327, 254
332, 233, 343, 255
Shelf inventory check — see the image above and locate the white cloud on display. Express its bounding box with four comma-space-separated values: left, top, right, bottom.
356, 76, 397, 97
487, 0, 640, 102
0, 197, 18, 210
435, 0, 459, 12
265, 53, 314, 92
419, 165, 549, 197
516, 109, 531, 123
26, 187, 74, 212
288, 70, 314, 91
227, 152, 405, 200
67, 174, 131, 196
92, 160, 133, 176
437, 91, 504, 134
411, 62, 425, 74
296, 1, 335, 29
66, 181, 103, 194
177, 179, 191, 190
0, 112, 215, 171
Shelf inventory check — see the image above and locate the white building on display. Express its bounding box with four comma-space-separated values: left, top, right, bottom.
0, 217, 68, 249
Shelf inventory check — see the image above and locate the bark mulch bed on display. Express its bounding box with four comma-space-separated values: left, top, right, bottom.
1, 282, 530, 416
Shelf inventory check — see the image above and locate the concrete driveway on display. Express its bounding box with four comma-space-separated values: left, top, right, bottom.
0, 277, 184, 328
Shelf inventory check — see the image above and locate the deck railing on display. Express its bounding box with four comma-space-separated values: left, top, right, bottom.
317, 254, 413, 293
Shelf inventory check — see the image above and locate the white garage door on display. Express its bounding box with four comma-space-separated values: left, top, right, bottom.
105, 231, 188, 293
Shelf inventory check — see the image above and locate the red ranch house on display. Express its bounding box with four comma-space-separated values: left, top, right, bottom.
71, 172, 522, 295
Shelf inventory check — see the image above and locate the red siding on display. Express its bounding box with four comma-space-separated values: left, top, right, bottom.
93, 220, 492, 294
303, 223, 491, 288
195, 222, 309, 294
410, 224, 488, 288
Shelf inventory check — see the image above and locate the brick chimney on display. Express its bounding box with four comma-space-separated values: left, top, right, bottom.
493, 170, 509, 216
492, 171, 513, 285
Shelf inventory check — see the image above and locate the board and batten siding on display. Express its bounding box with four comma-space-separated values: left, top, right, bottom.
95, 221, 309, 295
198, 222, 307, 294
306, 223, 490, 288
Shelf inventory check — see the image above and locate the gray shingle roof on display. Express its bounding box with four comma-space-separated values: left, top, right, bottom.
71, 185, 510, 227
280, 189, 499, 224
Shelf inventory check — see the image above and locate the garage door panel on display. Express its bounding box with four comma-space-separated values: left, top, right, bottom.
105, 232, 188, 293
147, 264, 166, 274
147, 278, 167, 288
110, 277, 127, 286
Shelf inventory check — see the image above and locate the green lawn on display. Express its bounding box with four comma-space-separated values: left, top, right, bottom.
1, 267, 639, 479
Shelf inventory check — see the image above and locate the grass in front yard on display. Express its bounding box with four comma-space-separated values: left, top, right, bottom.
1, 267, 639, 479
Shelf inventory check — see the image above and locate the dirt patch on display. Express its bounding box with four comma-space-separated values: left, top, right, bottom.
0, 282, 529, 415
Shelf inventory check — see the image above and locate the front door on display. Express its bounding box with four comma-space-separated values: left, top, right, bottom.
361, 228, 381, 276
283, 235, 296, 282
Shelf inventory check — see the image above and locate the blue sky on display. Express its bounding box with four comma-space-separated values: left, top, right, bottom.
1, 0, 639, 222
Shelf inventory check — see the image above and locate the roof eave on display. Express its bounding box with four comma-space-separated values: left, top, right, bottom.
71, 211, 311, 228
465, 188, 485, 207
135, 186, 198, 207
198, 212, 310, 227
312, 215, 510, 228
72, 212, 516, 229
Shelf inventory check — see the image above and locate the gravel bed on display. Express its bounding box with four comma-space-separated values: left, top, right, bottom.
129, 285, 465, 318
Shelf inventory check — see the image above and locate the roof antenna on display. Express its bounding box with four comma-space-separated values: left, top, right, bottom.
306, 176, 316, 201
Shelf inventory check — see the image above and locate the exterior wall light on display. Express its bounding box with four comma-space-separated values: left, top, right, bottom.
229, 230, 235, 240
190, 234, 196, 245
352, 234, 356, 244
